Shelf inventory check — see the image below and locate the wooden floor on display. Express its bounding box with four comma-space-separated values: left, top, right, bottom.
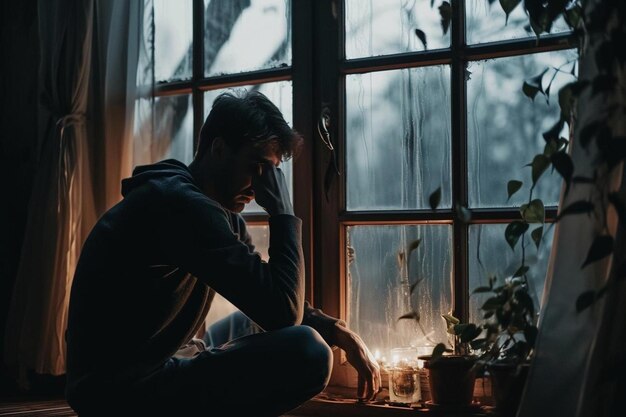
0, 398, 76, 416
0, 394, 494, 416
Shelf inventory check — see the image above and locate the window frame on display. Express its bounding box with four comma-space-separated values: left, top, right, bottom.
311, 0, 576, 334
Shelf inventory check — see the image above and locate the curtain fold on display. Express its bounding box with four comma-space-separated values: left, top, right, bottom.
518, 1, 625, 415
4, 0, 96, 383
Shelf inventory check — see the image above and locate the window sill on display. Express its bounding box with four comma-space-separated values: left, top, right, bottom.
290, 386, 495, 416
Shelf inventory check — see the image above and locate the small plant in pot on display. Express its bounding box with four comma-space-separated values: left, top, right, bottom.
471, 273, 538, 417
417, 313, 483, 409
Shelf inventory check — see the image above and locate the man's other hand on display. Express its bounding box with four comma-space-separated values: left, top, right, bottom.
251, 163, 294, 216
333, 323, 381, 402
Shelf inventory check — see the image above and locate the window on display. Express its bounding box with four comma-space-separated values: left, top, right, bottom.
146, 0, 575, 380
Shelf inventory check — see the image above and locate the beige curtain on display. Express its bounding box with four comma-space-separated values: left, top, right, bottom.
518, 1, 626, 416
3, 0, 144, 387
4, 0, 96, 384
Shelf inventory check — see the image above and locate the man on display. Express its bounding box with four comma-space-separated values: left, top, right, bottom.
65, 90, 381, 416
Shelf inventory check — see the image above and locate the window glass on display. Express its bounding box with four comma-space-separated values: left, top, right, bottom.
468, 224, 554, 325
346, 66, 451, 210
204, 0, 291, 76
133, 94, 194, 166
154, 0, 193, 82
467, 49, 577, 208
346, 225, 453, 356
345, 0, 450, 59
466, 0, 571, 45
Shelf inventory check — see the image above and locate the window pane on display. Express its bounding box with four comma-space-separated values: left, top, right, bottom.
203, 82, 293, 214
346, 67, 451, 210
154, 0, 193, 82
345, 0, 450, 59
466, 0, 571, 45
346, 225, 453, 357
133, 94, 194, 166
204, 0, 291, 76
467, 50, 577, 208
205, 225, 269, 326
468, 224, 554, 325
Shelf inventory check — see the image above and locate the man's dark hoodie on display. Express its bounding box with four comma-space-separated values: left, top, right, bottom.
65, 159, 338, 410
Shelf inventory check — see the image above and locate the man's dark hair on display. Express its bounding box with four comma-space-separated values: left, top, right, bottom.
197, 89, 303, 161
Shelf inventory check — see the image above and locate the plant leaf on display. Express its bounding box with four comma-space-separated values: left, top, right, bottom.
482, 297, 503, 311
429, 187, 442, 210
551, 151, 573, 192
522, 199, 545, 223
407, 239, 421, 256
439, 2, 452, 35
472, 286, 493, 294
576, 290, 596, 312
470, 338, 487, 350
499, 0, 522, 23
524, 325, 538, 348
513, 265, 529, 277
515, 289, 535, 316
531, 226, 543, 249
398, 311, 420, 321
441, 313, 460, 326
556, 200, 595, 221
414, 29, 428, 49
460, 323, 482, 343
531, 154, 550, 184
582, 235, 614, 268
505, 221, 529, 250
507, 180, 523, 201
542, 118, 565, 143
431, 343, 447, 361
564, 4, 582, 29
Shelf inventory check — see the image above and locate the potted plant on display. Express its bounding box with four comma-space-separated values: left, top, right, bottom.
470, 274, 538, 417
417, 313, 483, 409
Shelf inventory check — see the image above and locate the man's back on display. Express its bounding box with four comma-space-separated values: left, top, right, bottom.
65, 160, 215, 407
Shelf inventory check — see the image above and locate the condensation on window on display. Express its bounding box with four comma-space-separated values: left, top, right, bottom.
346, 66, 451, 210
204, 0, 291, 76
154, 0, 193, 82
346, 225, 453, 358
133, 94, 194, 166
468, 224, 555, 325
204, 82, 293, 214
345, 0, 450, 60
466, 0, 571, 46
467, 49, 578, 208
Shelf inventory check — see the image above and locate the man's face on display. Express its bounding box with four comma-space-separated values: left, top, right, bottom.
213, 140, 281, 213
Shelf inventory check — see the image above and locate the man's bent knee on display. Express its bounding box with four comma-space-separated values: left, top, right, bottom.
286, 326, 333, 392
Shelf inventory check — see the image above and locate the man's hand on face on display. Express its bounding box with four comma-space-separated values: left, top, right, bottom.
251, 162, 294, 216
333, 323, 382, 402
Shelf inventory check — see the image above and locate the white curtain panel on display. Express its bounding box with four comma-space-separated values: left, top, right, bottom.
519, 1, 626, 415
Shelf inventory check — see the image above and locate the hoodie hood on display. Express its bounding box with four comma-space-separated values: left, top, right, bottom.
121, 159, 194, 197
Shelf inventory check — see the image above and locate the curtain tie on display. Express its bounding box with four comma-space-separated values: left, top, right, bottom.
56, 113, 85, 140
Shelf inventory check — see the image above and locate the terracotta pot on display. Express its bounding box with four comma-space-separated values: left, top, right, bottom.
419, 355, 478, 405
489, 363, 530, 417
